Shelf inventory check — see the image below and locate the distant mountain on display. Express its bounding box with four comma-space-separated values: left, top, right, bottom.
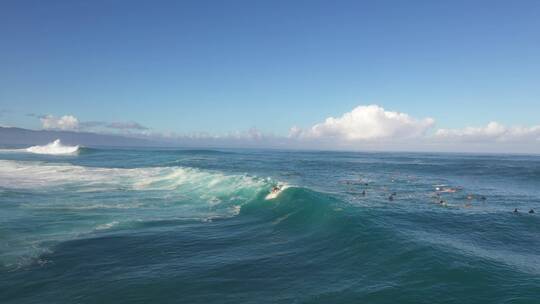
0, 127, 158, 147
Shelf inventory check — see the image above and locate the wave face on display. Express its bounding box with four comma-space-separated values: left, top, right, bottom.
1, 149, 539, 303
25, 139, 79, 155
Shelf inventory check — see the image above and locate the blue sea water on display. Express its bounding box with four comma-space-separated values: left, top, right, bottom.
1, 143, 539, 303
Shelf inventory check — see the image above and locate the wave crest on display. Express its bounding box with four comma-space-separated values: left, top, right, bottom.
25, 139, 79, 155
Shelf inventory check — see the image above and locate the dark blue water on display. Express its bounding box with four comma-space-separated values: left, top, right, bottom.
1, 145, 539, 303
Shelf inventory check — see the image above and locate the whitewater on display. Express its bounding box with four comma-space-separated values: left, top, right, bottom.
1, 144, 539, 303
25, 139, 80, 155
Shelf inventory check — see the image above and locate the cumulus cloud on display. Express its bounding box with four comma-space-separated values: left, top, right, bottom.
27, 106, 540, 152
434, 122, 540, 142
40, 115, 79, 130
290, 105, 435, 141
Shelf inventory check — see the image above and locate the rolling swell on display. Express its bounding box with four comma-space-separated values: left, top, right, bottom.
232, 187, 540, 303
7, 186, 382, 303
2, 150, 540, 303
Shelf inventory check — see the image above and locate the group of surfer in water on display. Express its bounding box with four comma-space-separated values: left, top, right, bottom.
344, 179, 535, 214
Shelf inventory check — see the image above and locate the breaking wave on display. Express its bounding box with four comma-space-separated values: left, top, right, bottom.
25, 139, 80, 155
0, 159, 305, 269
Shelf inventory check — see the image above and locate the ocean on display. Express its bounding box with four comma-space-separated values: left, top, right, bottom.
1, 141, 539, 303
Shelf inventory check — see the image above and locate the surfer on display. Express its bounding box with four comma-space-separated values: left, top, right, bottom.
265, 185, 286, 200
362, 190, 366, 196
513, 208, 519, 214
529, 209, 535, 214
388, 194, 394, 201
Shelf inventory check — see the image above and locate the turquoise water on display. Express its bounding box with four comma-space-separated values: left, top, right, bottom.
1, 146, 539, 303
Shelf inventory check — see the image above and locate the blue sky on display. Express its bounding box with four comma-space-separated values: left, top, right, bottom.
1, 0, 539, 151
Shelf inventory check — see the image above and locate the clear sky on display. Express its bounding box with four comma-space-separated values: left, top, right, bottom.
1, 0, 539, 151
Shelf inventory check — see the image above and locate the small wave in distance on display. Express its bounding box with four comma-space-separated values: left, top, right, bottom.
25, 139, 80, 155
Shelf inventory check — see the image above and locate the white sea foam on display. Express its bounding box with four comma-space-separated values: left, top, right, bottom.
25, 139, 80, 155
0, 159, 273, 202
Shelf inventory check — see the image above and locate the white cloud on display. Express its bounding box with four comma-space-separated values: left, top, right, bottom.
40, 115, 79, 130
435, 122, 540, 142
28, 106, 540, 153
290, 105, 435, 141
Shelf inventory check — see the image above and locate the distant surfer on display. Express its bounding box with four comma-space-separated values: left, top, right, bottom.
388, 194, 394, 201
513, 208, 519, 214
529, 209, 535, 214
362, 190, 366, 196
